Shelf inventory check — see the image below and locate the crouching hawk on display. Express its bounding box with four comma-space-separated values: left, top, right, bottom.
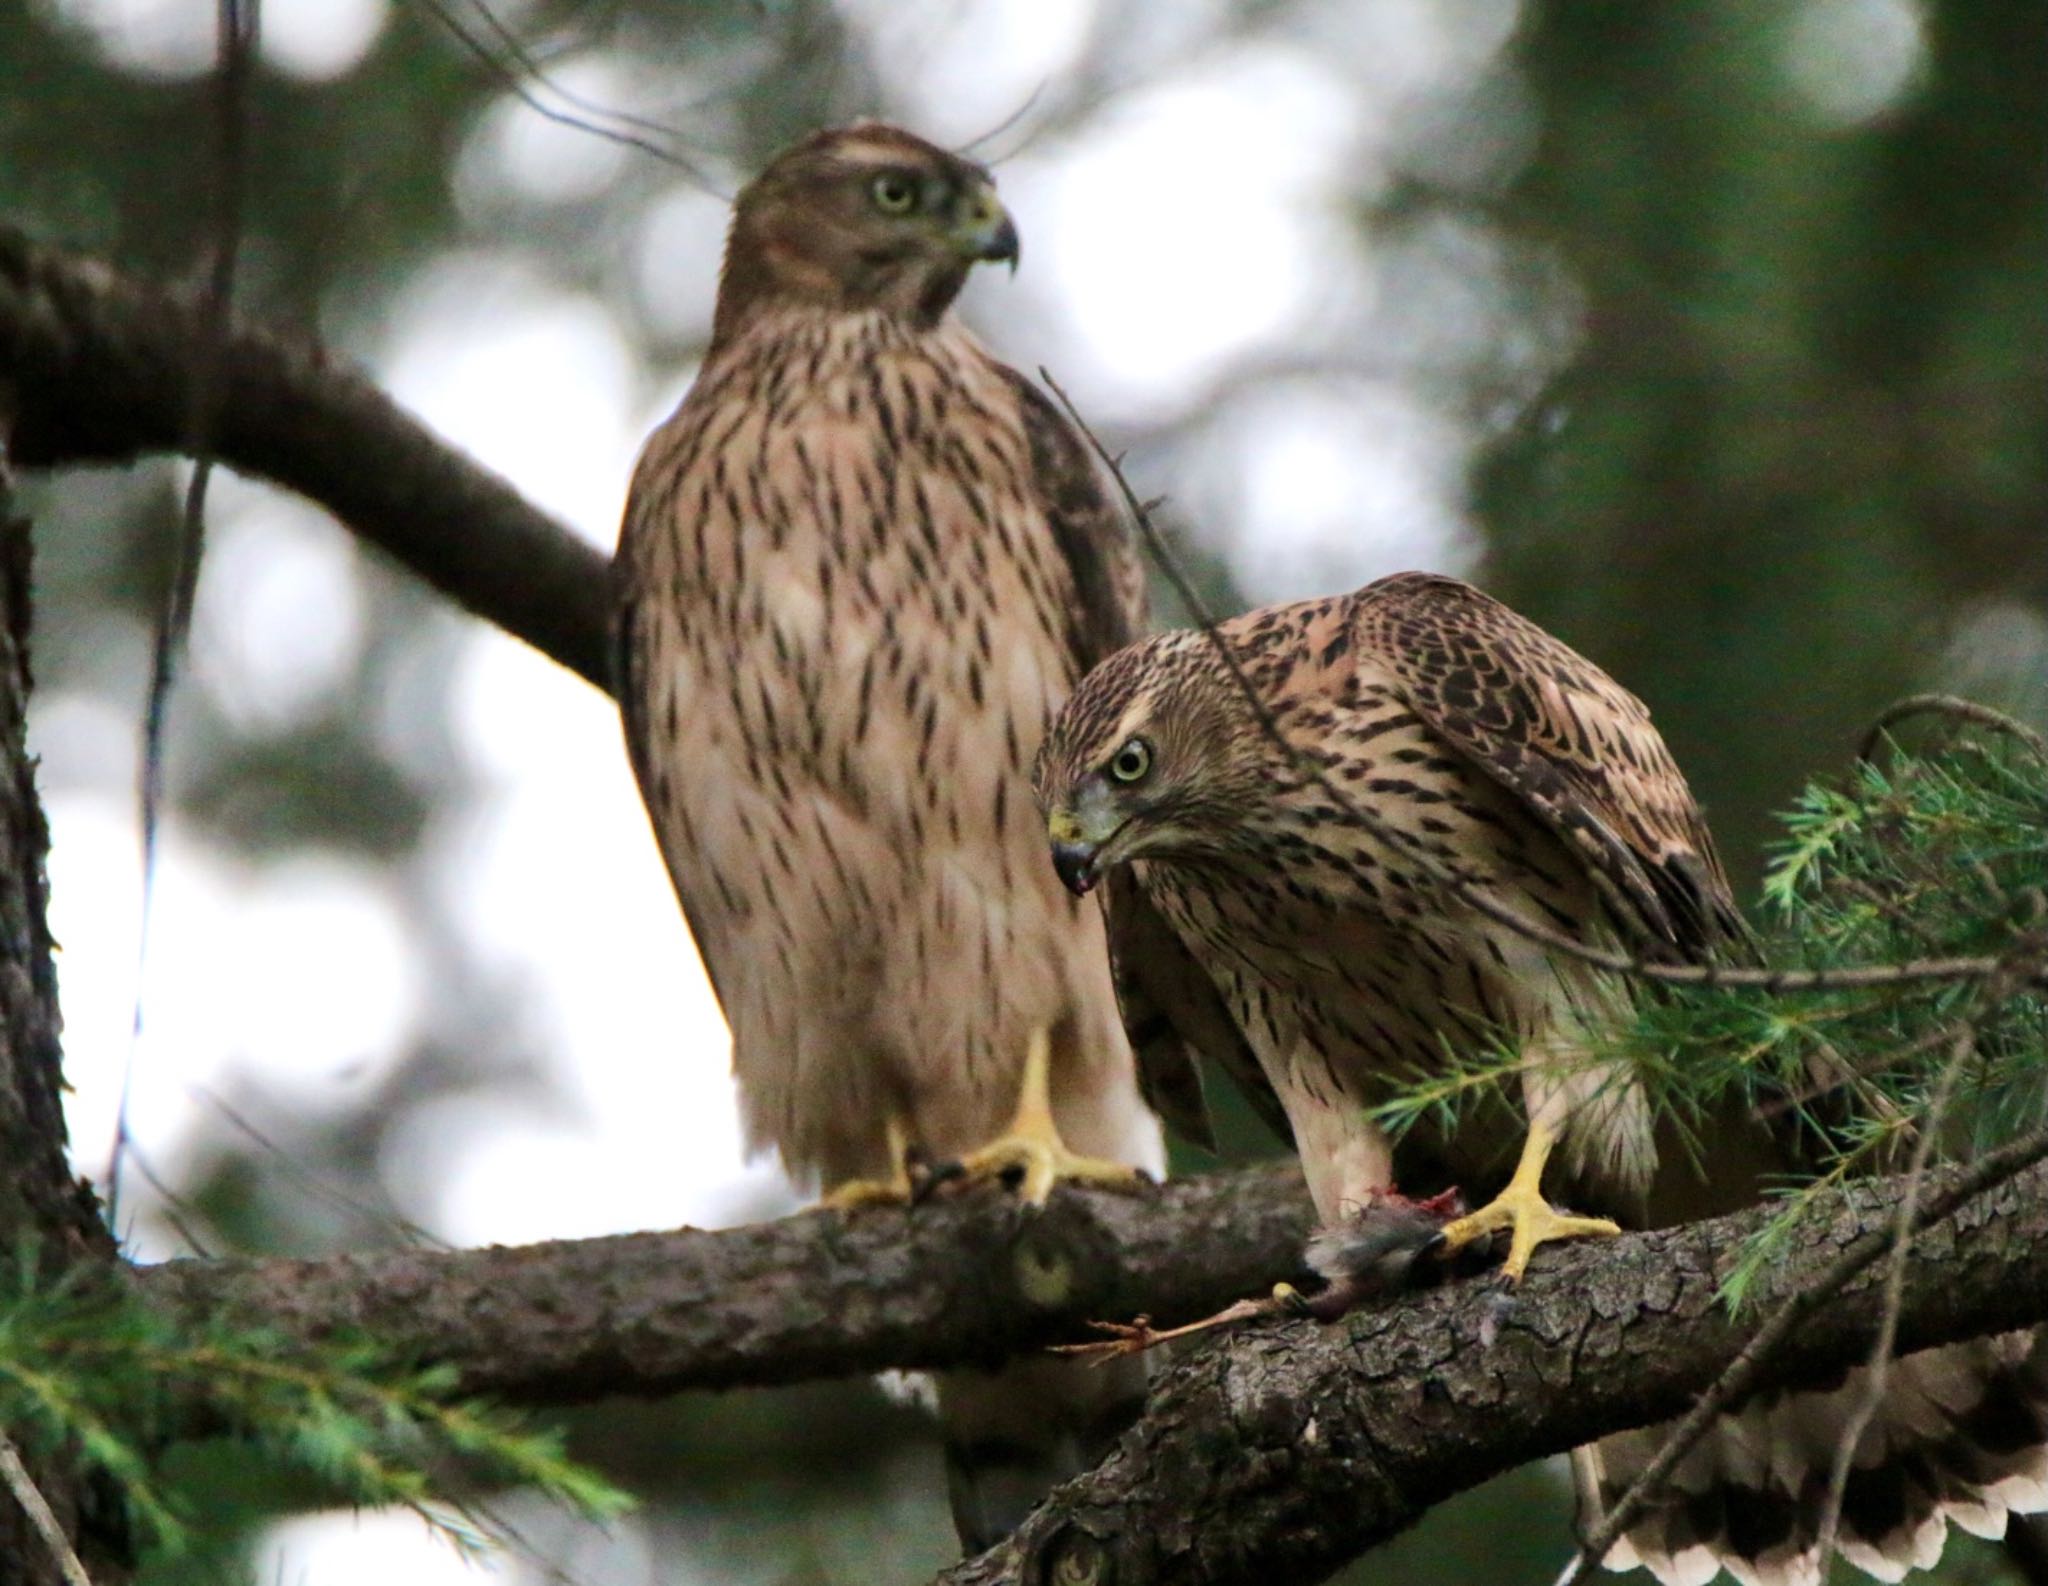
1032, 571, 2048, 1584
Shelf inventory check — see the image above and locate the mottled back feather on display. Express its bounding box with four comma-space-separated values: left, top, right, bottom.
1353, 572, 1749, 961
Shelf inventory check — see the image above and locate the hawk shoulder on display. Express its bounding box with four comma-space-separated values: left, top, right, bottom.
1351, 571, 1747, 961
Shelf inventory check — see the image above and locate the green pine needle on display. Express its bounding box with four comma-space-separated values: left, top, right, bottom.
0, 1252, 633, 1562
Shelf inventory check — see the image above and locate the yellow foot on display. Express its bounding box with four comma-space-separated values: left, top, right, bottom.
1435, 1121, 1621, 1282
952, 1028, 1149, 1208
819, 1118, 921, 1212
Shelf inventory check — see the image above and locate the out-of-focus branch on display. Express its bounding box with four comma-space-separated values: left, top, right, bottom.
0, 222, 615, 690
130, 1162, 1316, 1402
939, 1152, 2048, 1586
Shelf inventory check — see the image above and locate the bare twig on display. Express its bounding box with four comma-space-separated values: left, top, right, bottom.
1038, 369, 2046, 1000
1564, 1118, 2048, 1580
405, 0, 728, 193
1859, 693, 2048, 767
1811, 1025, 1979, 1566
0, 1432, 93, 1586
114, 0, 260, 1224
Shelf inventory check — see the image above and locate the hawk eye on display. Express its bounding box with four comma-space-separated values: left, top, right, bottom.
870, 172, 917, 213
1108, 738, 1152, 784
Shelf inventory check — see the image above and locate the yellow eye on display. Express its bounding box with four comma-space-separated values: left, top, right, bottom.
1109, 738, 1152, 784
870, 172, 917, 213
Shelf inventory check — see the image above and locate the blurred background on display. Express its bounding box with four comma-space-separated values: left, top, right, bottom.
2, 0, 2043, 1580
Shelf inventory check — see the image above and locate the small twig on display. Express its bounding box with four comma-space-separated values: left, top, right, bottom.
405, 0, 728, 194
0, 1432, 94, 1586
1754, 1018, 1966, 1122
1038, 370, 2044, 1000
1565, 1116, 2048, 1580
1812, 1025, 1979, 1566
1858, 694, 2048, 767
113, 0, 258, 1223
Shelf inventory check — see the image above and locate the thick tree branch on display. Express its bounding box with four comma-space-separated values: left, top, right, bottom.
0, 222, 614, 690
939, 1154, 2048, 1586
134, 1152, 2048, 1529
130, 1163, 1318, 1402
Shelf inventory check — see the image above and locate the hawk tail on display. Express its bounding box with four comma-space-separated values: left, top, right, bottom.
1577, 1329, 2048, 1586
939, 1354, 1146, 1553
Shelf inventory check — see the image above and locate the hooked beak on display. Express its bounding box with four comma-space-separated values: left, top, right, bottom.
955, 185, 1020, 273
1046, 805, 1106, 896
1051, 840, 1099, 897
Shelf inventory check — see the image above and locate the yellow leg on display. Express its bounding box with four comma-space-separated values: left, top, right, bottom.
819, 1116, 919, 1211
954, 1028, 1146, 1207
1434, 1120, 1621, 1282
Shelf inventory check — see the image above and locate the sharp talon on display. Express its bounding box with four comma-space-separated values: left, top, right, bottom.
952, 1028, 1146, 1207
1434, 1122, 1623, 1283
819, 1116, 922, 1210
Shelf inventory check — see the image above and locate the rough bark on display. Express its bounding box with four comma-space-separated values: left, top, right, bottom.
0, 453, 127, 1582
132, 1146, 2048, 1547
0, 223, 613, 691
132, 1163, 1317, 1402
938, 1155, 2048, 1586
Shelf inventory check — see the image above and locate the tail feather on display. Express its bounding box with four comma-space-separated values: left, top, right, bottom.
939, 1354, 1146, 1553
1580, 1329, 2048, 1584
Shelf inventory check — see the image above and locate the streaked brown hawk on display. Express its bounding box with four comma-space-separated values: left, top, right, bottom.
1033, 571, 2048, 1586
611, 122, 1181, 1551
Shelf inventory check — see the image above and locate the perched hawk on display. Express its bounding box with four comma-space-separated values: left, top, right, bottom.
1033, 572, 2048, 1586
612, 123, 1172, 1550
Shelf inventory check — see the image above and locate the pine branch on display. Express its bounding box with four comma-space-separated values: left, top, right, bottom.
0, 221, 614, 690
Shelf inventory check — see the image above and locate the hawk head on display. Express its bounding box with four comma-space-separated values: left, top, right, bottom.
1033, 632, 1270, 896
713, 122, 1019, 345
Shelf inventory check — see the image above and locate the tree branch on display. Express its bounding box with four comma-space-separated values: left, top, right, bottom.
0, 222, 614, 690
130, 1149, 2048, 1586
130, 1162, 1318, 1403
936, 1153, 2048, 1586
0, 1434, 93, 1586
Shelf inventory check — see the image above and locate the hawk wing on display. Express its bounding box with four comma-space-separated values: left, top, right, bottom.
1353, 571, 1748, 962
1002, 366, 1284, 1150
612, 569, 730, 1011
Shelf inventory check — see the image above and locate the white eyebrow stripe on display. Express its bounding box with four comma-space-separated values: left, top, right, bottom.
829, 141, 931, 169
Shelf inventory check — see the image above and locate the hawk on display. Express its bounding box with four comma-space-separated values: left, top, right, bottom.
1033, 572, 2048, 1585
612, 123, 1175, 1550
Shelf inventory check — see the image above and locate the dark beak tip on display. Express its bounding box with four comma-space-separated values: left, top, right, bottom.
1051, 842, 1097, 897
983, 219, 1021, 271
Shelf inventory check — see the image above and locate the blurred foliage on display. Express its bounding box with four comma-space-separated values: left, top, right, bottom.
0, 1242, 628, 1569
1481, 0, 2047, 880
2, 0, 2043, 1580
